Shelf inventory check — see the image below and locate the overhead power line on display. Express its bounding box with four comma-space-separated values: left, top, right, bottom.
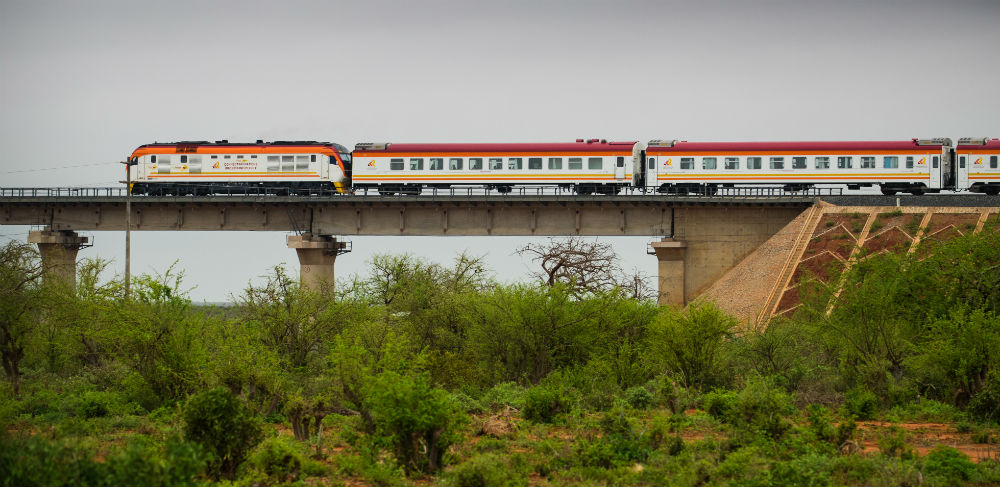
1, 162, 119, 174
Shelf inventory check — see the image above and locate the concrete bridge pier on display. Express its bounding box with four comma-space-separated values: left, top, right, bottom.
649, 239, 687, 307
287, 234, 350, 291
27, 229, 90, 287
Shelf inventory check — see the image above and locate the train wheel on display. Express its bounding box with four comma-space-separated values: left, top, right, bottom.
880, 187, 897, 196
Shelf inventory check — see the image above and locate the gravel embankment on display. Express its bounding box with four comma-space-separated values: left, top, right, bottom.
697, 208, 813, 325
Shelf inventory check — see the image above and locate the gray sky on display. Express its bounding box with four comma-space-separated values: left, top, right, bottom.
2, 0, 999, 301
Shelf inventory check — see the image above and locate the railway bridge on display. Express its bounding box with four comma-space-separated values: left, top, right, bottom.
2, 187, 997, 308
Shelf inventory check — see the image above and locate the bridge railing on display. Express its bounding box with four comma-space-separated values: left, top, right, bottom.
0, 185, 842, 199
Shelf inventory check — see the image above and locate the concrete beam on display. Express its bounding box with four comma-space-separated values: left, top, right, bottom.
27, 229, 89, 287
650, 239, 687, 307
287, 234, 350, 291
0, 197, 809, 236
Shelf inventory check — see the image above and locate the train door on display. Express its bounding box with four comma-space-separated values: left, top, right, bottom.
615, 156, 626, 181
957, 152, 969, 190
646, 155, 658, 190
928, 152, 941, 189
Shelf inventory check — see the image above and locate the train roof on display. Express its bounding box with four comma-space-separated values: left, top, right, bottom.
647, 139, 951, 152
354, 139, 638, 153
135, 140, 348, 148
956, 138, 1000, 150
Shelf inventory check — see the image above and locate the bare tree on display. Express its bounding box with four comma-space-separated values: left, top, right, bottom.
620, 266, 657, 301
517, 237, 654, 299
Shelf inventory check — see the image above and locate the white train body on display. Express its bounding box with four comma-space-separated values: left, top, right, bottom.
642, 139, 955, 195
956, 138, 1000, 195
351, 140, 642, 194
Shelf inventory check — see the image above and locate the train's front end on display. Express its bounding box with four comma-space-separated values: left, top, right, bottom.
126, 141, 353, 195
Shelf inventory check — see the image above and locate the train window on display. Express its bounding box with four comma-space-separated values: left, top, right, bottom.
267, 155, 279, 171
991, 156, 998, 169
390, 158, 404, 170
150, 155, 157, 163
295, 155, 309, 170
251, 155, 258, 159
815, 157, 830, 169
548, 158, 563, 169
310, 155, 316, 162
883, 156, 898, 169
702, 157, 717, 170
724, 157, 739, 170
932, 156, 939, 168
237, 155, 244, 159
281, 155, 294, 171
489, 158, 503, 170
189, 156, 201, 164
906, 156, 914, 168
959, 156, 966, 168
181, 155, 188, 163
449, 158, 463, 170
792, 157, 806, 169
647, 157, 655, 170
469, 158, 483, 170
837, 156, 853, 169
747, 157, 762, 169
680, 158, 694, 170
429, 158, 444, 170
224, 155, 231, 159
528, 158, 543, 170
211, 155, 218, 159
508, 158, 523, 170
409, 158, 424, 170
616, 156, 625, 168
770, 157, 784, 170
568, 158, 583, 170
861, 157, 875, 169
588, 157, 603, 170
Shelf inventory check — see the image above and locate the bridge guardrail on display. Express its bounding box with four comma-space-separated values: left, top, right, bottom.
0, 185, 841, 199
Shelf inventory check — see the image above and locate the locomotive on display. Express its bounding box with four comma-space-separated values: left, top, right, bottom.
126, 137, 1000, 196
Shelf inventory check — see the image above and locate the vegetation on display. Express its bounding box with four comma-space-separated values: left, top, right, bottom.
2, 227, 1000, 485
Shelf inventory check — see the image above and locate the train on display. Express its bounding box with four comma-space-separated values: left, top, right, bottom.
126, 137, 1000, 196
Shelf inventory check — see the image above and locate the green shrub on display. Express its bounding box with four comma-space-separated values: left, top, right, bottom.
0, 434, 204, 487
844, 389, 879, 420
446, 453, 528, 487
77, 391, 110, 419
452, 391, 485, 414
644, 303, 737, 390
104, 437, 205, 487
877, 426, 913, 460
182, 387, 263, 480
480, 381, 526, 411
923, 445, 976, 484
624, 386, 654, 410
732, 377, 796, 440
702, 389, 739, 422
704, 378, 795, 441
246, 436, 304, 483
771, 453, 834, 487
836, 416, 857, 447
367, 371, 467, 474
523, 384, 575, 424
806, 405, 836, 443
